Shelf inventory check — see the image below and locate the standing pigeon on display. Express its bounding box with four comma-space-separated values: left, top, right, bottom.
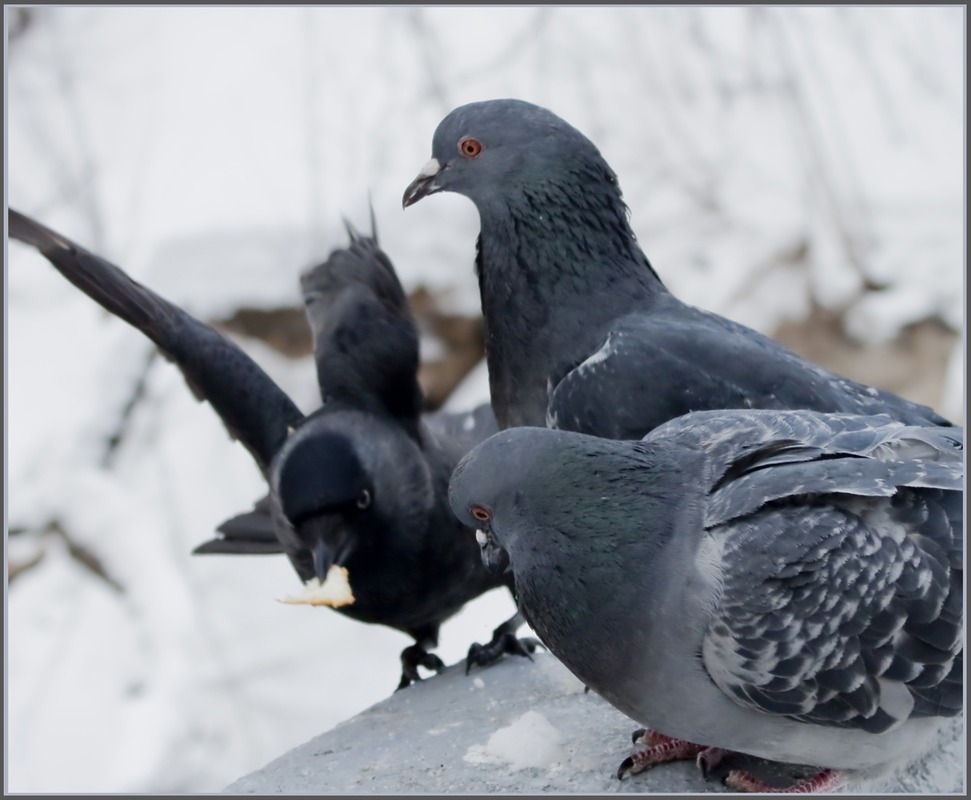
8, 208, 535, 689
448, 411, 963, 791
403, 99, 952, 436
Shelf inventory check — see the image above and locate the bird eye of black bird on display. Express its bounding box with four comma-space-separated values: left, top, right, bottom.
356, 488, 372, 510
470, 504, 491, 522
459, 137, 482, 158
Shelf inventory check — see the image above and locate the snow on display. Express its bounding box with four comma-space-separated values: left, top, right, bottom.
5, 6, 964, 794
227, 652, 966, 794
464, 710, 566, 771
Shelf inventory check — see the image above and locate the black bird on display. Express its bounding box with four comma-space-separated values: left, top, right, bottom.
8, 208, 535, 689
449, 411, 963, 791
403, 99, 952, 436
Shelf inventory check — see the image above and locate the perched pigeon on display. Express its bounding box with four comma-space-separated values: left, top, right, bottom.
404, 99, 952, 436
449, 411, 963, 792
8, 208, 536, 689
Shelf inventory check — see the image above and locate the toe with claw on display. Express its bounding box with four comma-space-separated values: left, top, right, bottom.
724, 768, 845, 793
397, 643, 446, 690
465, 611, 543, 674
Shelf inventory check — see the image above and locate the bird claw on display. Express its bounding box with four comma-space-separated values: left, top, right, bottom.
723, 767, 845, 793
465, 632, 542, 674
696, 747, 729, 781
397, 644, 446, 690
616, 730, 716, 781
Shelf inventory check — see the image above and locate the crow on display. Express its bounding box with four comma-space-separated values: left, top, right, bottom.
9, 208, 536, 689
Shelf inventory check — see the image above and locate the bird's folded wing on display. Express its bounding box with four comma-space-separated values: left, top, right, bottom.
547, 309, 952, 439
696, 414, 964, 529
8, 208, 304, 472
546, 313, 824, 440
699, 419, 963, 734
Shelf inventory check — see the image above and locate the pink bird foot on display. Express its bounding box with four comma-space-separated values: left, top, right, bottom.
617, 728, 730, 780
724, 767, 846, 793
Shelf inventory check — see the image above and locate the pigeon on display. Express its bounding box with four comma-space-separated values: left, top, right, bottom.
403, 98, 953, 436
8, 208, 536, 689
448, 411, 963, 792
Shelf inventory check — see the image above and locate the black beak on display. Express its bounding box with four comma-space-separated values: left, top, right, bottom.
476, 528, 510, 575
402, 158, 444, 208
301, 515, 352, 582
312, 537, 333, 583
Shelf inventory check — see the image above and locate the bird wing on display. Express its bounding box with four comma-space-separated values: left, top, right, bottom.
423, 402, 499, 450
693, 413, 963, 733
193, 495, 283, 555
547, 308, 952, 440
300, 232, 424, 421
9, 208, 304, 473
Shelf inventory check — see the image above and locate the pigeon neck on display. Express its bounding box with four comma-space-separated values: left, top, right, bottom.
473, 193, 666, 428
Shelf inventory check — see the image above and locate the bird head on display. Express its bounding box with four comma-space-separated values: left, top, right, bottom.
272, 414, 434, 586
402, 98, 612, 212
273, 424, 374, 582
448, 426, 584, 575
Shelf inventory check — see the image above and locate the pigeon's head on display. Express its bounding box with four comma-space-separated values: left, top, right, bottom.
449, 426, 605, 575
403, 99, 613, 212
273, 414, 433, 584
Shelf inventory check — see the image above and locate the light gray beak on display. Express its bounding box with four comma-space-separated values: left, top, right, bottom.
402, 158, 444, 208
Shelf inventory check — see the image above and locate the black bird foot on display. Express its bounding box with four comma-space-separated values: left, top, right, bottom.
397, 644, 446, 690
465, 632, 543, 674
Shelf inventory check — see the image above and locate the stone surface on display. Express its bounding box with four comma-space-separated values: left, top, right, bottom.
226, 652, 965, 794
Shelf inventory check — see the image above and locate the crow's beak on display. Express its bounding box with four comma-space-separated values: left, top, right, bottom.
312, 537, 334, 583
302, 515, 352, 582
402, 158, 444, 208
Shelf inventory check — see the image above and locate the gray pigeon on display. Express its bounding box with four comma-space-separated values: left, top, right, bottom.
404, 99, 952, 436
448, 411, 963, 791
9, 208, 536, 690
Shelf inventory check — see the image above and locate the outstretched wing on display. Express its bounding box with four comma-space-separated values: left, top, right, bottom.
9, 208, 304, 472
698, 413, 963, 734
548, 306, 952, 440
193, 495, 282, 555
300, 231, 423, 422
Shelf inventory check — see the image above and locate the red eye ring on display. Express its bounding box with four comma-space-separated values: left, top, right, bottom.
470, 504, 491, 522
459, 137, 482, 158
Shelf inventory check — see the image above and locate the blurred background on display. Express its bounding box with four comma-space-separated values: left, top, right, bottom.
5, 6, 964, 793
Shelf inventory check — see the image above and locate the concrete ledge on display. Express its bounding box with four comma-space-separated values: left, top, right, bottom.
227, 652, 965, 794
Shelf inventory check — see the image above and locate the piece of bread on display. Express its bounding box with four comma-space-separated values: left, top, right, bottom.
280, 565, 355, 607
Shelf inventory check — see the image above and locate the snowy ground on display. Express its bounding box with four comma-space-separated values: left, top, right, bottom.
4, 6, 964, 793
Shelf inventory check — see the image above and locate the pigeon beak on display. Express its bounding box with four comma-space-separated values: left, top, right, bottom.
402, 158, 444, 208
476, 528, 510, 575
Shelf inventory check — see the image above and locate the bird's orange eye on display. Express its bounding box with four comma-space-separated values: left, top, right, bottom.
470, 504, 491, 522
459, 137, 482, 158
